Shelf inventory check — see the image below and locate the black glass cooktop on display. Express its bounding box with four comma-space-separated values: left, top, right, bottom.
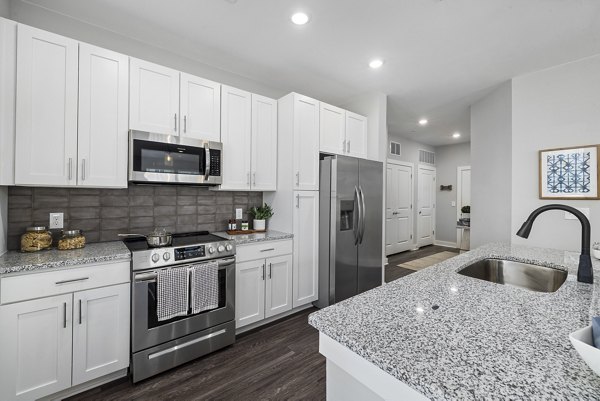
122, 231, 228, 252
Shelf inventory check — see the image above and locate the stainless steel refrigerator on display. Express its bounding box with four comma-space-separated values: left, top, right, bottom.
314, 155, 383, 308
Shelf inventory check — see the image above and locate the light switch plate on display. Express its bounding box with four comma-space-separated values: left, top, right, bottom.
235, 208, 243, 219
451, 201, 456, 207
49, 212, 64, 229
565, 208, 590, 220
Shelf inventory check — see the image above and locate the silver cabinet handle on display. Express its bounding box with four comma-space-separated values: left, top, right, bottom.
253, 172, 256, 187
174, 113, 178, 132
81, 159, 86, 181
268, 263, 272, 279
247, 172, 250, 186
261, 264, 265, 280
68, 158, 73, 181
184, 115, 187, 133
260, 248, 275, 252
55, 277, 89, 285
347, 140, 351, 153
296, 194, 300, 208
63, 302, 67, 328
78, 299, 82, 325
295, 171, 300, 186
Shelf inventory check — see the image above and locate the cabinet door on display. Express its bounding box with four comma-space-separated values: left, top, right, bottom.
235, 259, 265, 328
251, 94, 277, 191
292, 191, 319, 307
15, 24, 78, 186
265, 254, 293, 318
78, 44, 129, 188
319, 102, 345, 155
0, 18, 17, 185
345, 111, 367, 159
0, 294, 72, 401
129, 57, 179, 135
72, 283, 130, 385
220, 85, 251, 190
293, 94, 320, 191
180, 73, 220, 141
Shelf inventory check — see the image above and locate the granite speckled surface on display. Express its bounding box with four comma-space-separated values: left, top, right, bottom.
0, 241, 131, 276
309, 243, 600, 400
215, 230, 293, 245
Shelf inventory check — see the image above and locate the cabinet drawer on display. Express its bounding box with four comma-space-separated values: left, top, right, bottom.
0, 261, 130, 304
236, 240, 292, 262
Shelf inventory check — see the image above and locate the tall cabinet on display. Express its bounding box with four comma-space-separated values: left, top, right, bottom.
265, 93, 320, 308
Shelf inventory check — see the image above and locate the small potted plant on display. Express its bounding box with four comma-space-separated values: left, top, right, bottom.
461, 205, 470, 219
593, 242, 600, 260
249, 203, 274, 232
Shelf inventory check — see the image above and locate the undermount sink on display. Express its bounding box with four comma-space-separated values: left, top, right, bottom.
457, 258, 567, 293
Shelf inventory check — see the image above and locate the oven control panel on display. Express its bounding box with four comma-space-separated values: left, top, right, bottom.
175, 245, 205, 261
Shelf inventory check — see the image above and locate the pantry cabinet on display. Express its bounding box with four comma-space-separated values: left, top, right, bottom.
129, 58, 179, 135
292, 94, 320, 190
221, 85, 252, 190
292, 191, 319, 307
251, 94, 277, 191
15, 24, 79, 186
235, 240, 293, 329
15, 24, 129, 188
319, 101, 368, 159
0, 261, 130, 401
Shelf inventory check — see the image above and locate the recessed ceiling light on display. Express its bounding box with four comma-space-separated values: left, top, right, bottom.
291, 12, 310, 25
452, 132, 461, 138
369, 59, 384, 69
418, 119, 428, 126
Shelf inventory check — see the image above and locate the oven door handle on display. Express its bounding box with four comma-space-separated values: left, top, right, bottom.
217, 257, 236, 268
134, 258, 236, 282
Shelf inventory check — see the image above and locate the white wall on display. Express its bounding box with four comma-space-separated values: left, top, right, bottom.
433, 143, 470, 244
470, 81, 513, 248
0, 0, 9, 17
511, 55, 600, 252
387, 135, 434, 247
7, 0, 284, 98
342, 92, 388, 162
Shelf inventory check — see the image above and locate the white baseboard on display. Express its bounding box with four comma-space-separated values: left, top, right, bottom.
434, 240, 458, 248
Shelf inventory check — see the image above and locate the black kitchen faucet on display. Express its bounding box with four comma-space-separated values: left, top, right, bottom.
516, 204, 593, 284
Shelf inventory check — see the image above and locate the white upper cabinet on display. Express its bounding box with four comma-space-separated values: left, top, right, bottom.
220, 85, 252, 190
293, 94, 320, 191
251, 94, 277, 191
77, 44, 129, 188
0, 18, 16, 186
15, 24, 79, 186
129, 58, 179, 135
345, 111, 367, 159
319, 102, 345, 155
180, 73, 221, 141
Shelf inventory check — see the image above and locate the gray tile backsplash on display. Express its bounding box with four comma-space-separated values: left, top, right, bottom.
7, 186, 263, 250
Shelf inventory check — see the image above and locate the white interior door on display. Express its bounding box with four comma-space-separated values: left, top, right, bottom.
456, 166, 471, 246
385, 162, 413, 255
417, 166, 436, 247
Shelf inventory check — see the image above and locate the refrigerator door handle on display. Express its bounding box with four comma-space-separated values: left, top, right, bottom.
358, 185, 367, 244
354, 186, 361, 245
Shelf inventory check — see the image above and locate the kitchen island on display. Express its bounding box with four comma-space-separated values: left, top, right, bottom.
309, 243, 600, 400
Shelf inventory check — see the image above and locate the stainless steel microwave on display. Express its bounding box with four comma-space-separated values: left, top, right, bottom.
129, 130, 222, 185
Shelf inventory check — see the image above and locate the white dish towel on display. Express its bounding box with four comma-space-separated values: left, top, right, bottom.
157, 266, 189, 321
189, 260, 219, 314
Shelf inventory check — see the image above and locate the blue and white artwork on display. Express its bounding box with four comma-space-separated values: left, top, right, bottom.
540, 146, 598, 199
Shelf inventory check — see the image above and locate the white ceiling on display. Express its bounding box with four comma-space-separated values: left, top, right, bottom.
17, 0, 600, 146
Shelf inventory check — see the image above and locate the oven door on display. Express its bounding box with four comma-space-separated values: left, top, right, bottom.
129, 130, 222, 185
132, 257, 235, 352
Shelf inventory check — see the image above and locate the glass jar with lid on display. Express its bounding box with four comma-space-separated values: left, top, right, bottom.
20, 226, 52, 252
58, 230, 86, 250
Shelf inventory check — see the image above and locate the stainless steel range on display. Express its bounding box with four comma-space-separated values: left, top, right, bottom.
124, 231, 236, 382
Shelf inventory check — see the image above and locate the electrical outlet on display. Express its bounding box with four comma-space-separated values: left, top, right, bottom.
451, 201, 456, 207
235, 208, 243, 219
49, 213, 64, 229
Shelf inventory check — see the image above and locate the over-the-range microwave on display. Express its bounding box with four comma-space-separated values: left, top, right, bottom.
128, 130, 222, 185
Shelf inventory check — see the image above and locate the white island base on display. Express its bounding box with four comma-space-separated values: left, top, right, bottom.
320, 333, 429, 401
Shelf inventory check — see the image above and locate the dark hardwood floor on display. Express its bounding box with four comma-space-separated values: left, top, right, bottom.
385, 245, 459, 283
67, 246, 457, 401
67, 308, 325, 401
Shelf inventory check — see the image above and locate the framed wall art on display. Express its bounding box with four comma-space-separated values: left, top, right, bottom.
539, 145, 600, 199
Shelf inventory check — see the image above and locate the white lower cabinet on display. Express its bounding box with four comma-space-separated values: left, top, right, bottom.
0, 263, 130, 401
293, 191, 319, 308
0, 294, 73, 401
72, 284, 130, 385
235, 241, 293, 329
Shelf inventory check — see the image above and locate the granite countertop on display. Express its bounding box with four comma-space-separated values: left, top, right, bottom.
215, 230, 293, 245
0, 241, 131, 276
309, 243, 600, 400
